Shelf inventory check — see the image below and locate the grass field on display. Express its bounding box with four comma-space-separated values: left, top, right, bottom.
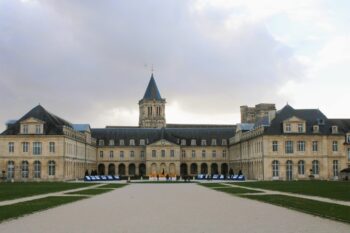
242, 194, 350, 224
234, 181, 350, 201
0, 182, 95, 201
66, 188, 115, 195
0, 196, 87, 223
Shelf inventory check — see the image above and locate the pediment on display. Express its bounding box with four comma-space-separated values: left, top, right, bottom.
20, 117, 45, 124
149, 139, 178, 147
284, 116, 305, 123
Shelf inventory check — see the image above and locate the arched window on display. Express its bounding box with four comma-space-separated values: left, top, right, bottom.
298, 160, 305, 175
286, 160, 293, 180
7, 161, 15, 179
21, 161, 29, 178
108, 163, 115, 175
272, 160, 279, 177
128, 164, 136, 176
48, 160, 56, 176
34, 160, 41, 178
312, 160, 319, 175
190, 163, 198, 174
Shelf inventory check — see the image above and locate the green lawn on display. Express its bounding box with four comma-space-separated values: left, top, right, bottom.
234, 181, 350, 201
66, 188, 115, 195
242, 194, 350, 224
0, 196, 87, 223
100, 183, 128, 189
0, 182, 95, 202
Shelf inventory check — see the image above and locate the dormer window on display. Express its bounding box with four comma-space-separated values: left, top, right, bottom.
181, 139, 186, 146
119, 139, 125, 146
140, 139, 145, 146
211, 139, 217, 146
35, 125, 42, 134
191, 139, 196, 146
298, 124, 304, 133
346, 134, 350, 143
130, 139, 135, 146
285, 123, 291, 132
99, 140, 104, 146
109, 140, 115, 146
201, 140, 207, 146
313, 125, 319, 133
222, 139, 227, 146
23, 125, 28, 134
332, 126, 338, 134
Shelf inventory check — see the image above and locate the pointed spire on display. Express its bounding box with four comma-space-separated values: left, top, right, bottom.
142, 73, 163, 100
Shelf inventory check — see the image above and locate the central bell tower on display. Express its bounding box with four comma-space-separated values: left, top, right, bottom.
139, 73, 166, 128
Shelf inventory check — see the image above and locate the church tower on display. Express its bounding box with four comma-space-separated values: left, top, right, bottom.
139, 74, 166, 128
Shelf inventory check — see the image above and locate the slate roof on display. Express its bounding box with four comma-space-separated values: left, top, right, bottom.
2, 105, 73, 135
328, 119, 350, 133
264, 104, 334, 135
142, 74, 164, 101
73, 124, 91, 132
91, 126, 236, 146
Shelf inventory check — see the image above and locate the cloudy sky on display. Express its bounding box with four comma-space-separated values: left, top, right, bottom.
0, 0, 349, 131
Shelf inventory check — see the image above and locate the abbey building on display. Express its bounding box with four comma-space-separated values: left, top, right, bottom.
0, 74, 350, 181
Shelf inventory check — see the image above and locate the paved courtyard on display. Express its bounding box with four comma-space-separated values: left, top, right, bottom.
0, 183, 349, 233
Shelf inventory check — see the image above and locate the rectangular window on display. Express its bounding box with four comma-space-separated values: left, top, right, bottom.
99, 151, 103, 158
201, 140, 207, 146
211, 139, 217, 146
130, 151, 135, 158
333, 160, 339, 177
285, 141, 293, 154
191, 139, 196, 146
202, 150, 206, 158
348, 148, 350, 161
332, 126, 338, 134
130, 139, 135, 146
99, 140, 104, 146
181, 150, 186, 158
313, 125, 319, 133
110, 151, 114, 158
49, 142, 55, 153
35, 125, 42, 134
312, 141, 318, 152
8, 142, 14, 153
161, 150, 165, 158
170, 150, 175, 157
141, 151, 145, 158
119, 139, 125, 146
191, 150, 196, 158
272, 141, 278, 152
297, 141, 305, 152
298, 124, 303, 133
285, 123, 291, 132
223, 150, 227, 158
22, 142, 29, 153
120, 151, 124, 158
347, 135, 350, 143
109, 140, 115, 146
212, 150, 216, 158
23, 125, 28, 134
332, 141, 338, 152
152, 150, 156, 158
181, 139, 186, 146
222, 139, 227, 146
140, 139, 145, 146
33, 142, 42, 155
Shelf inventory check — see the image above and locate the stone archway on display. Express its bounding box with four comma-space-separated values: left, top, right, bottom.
169, 163, 176, 176
139, 163, 146, 176
151, 163, 157, 176
180, 163, 188, 176
118, 163, 126, 176
108, 163, 115, 175
211, 163, 218, 175
190, 163, 198, 175
221, 163, 228, 175
98, 164, 105, 175
160, 163, 167, 176
129, 163, 136, 176
201, 163, 208, 174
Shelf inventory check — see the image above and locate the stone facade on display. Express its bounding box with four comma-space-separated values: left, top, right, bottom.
0, 74, 349, 181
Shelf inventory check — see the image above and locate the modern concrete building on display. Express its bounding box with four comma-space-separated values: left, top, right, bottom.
0, 74, 349, 181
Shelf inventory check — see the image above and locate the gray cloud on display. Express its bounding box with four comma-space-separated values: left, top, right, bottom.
0, 0, 304, 131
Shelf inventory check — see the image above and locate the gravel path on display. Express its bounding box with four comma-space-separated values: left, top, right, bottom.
0, 183, 349, 233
